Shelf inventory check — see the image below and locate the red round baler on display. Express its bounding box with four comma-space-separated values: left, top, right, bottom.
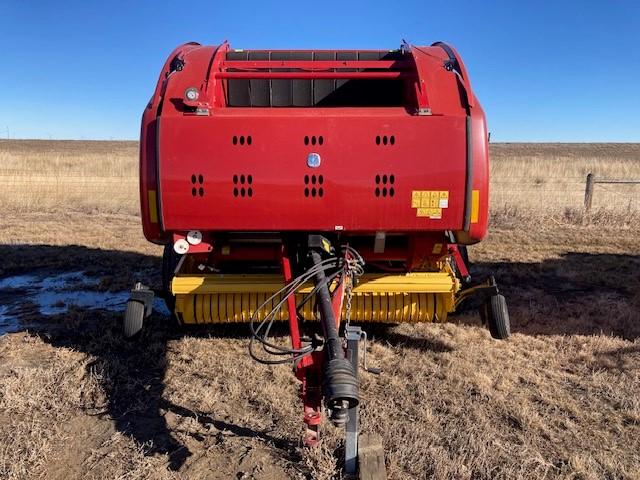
129, 41, 508, 470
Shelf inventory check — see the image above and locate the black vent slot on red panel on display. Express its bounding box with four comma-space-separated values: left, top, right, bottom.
304, 135, 324, 146
232, 135, 252, 145
191, 173, 205, 197
375, 173, 395, 197
375, 135, 395, 146
304, 175, 324, 198
233, 174, 253, 197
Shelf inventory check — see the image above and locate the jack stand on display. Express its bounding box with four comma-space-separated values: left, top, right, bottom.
345, 325, 385, 479
344, 326, 361, 477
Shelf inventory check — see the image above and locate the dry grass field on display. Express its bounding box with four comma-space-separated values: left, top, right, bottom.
0, 140, 138, 215
490, 143, 640, 227
0, 140, 639, 479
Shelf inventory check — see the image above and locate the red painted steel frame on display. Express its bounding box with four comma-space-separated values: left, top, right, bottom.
216, 72, 407, 80
279, 247, 302, 352
449, 244, 470, 279
280, 246, 324, 445
300, 354, 323, 446
219, 60, 410, 69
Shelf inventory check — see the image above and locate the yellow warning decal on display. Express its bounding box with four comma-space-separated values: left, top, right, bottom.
321, 238, 332, 254
417, 208, 442, 218
471, 190, 480, 223
148, 190, 158, 223
411, 191, 422, 208
411, 190, 449, 219
439, 191, 449, 208
430, 191, 439, 208
432, 243, 443, 254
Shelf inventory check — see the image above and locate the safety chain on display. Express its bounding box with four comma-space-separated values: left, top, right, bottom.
344, 273, 353, 331
341, 246, 364, 336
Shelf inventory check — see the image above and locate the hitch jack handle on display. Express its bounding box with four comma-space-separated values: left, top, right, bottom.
360, 330, 382, 375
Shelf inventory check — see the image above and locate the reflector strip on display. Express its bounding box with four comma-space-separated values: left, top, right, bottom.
471, 190, 480, 223
148, 190, 158, 223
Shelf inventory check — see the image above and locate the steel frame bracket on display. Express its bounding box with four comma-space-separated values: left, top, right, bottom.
301, 357, 323, 447
455, 276, 499, 307
449, 244, 470, 282
474, 285, 499, 303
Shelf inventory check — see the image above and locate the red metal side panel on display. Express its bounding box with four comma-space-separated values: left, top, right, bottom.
140, 42, 205, 243
157, 110, 467, 232
139, 108, 165, 242
410, 45, 467, 116
469, 102, 489, 242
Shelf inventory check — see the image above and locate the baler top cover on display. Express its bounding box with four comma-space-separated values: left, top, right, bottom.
140, 41, 488, 244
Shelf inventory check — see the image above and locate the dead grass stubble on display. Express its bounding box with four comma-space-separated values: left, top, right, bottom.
0, 334, 171, 479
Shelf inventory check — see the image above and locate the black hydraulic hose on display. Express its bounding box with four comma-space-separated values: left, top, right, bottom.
296, 268, 341, 317
309, 251, 343, 361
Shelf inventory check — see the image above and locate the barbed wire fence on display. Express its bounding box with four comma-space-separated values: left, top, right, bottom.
0, 171, 638, 219
491, 174, 639, 212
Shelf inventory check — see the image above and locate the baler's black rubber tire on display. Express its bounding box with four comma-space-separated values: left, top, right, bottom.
161, 243, 179, 316
486, 294, 510, 340
123, 299, 145, 339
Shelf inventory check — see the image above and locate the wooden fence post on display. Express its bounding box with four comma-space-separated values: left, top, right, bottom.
585, 173, 595, 211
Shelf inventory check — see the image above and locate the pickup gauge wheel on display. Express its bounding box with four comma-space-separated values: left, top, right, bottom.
485, 294, 510, 340
123, 300, 145, 339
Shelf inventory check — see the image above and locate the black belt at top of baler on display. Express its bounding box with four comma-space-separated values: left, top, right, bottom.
225, 50, 405, 107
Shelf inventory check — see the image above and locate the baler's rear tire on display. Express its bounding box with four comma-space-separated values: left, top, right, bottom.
486, 294, 510, 340
162, 244, 179, 318
123, 299, 145, 339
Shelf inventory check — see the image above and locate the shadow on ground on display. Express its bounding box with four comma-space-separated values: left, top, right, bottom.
470, 251, 640, 340
0, 244, 638, 471
0, 244, 303, 472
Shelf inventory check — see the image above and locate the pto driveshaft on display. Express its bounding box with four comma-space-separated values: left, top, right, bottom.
309, 250, 359, 426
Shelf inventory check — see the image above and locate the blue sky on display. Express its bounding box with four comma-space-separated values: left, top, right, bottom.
0, 0, 638, 142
